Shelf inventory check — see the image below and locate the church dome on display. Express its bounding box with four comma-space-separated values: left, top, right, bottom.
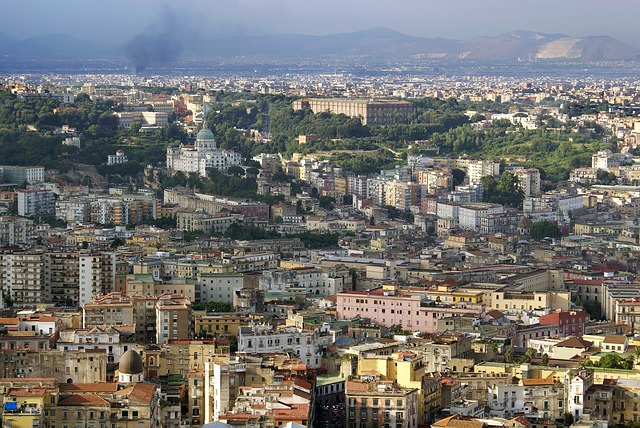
197, 127, 215, 141
118, 350, 143, 375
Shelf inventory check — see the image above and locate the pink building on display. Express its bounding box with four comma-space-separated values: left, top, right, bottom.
336, 285, 483, 333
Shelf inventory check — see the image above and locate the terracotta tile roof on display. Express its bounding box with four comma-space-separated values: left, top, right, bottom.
346, 381, 370, 392
58, 383, 118, 393
115, 383, 157, 404
432, 416, 485, 428
58, 394, 111, 406
511, 415, 532, 428
603, 335, 627, 344
486, 310, 505, 319
521, 378, 555, 386
0, 378, 56, 383
7, 387, 52, 397
555, 337, 592, 348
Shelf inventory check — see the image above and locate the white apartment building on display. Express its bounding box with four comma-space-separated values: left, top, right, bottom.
457, 203, 504, 231
0, 252, 47, 304
17, 188, 56, 216
79, 253, 116, 307
366, 178, 387, 205
347, 175, 368, 198
523, 192, 584, 223
512, 167, 541, 196
107, 150, 128, 165
487, 384, 527, 419
58, 326, 134, 364
467, 160, 500, 184
55, 199, 90, 223
259, 266, 349, 296
565, 370, 594, 421
592, 150, 625, 170
238, 325, 322, 367
197, 273, 245, 304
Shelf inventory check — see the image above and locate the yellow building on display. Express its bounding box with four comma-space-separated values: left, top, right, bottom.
352, 351, 440, 425
2, 387, 58, 428
490, 290, 571, 312
194, 312, 248, 337
420, 285, 485, 304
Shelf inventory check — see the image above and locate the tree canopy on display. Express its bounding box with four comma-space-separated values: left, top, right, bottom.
530, 220, 563, 241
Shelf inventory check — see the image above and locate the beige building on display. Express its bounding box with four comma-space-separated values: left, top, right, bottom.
346, 380, 419, 428
155, 294, 193, 345
194, 312, 246, 338
490, 290, 571, 312
292, 98, 413, 125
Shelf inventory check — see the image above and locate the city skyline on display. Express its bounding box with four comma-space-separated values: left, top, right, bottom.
2, 0, 640, 47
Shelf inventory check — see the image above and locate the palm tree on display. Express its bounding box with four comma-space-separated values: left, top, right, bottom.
505, 348, 513, 364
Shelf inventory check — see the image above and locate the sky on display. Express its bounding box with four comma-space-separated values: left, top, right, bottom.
2, 0, 639, 46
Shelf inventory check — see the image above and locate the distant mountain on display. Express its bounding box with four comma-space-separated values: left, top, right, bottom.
0, 28, 637, 63
0, 31, 17, 51
1, 33, 115, 58
190, 28, 639, 62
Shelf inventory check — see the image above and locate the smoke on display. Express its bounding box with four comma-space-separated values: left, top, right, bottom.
124, 6, 184, 73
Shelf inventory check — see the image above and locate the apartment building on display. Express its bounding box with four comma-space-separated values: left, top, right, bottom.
0, 216, 35, 246
345, 380, 419, 428
194, 312, 247, 337
0, 165, 44, 184
155, 294, 193, 345
238, 325, 322, 368
336, 285, 484, 333
196, 273, 245, 304
512, 167, 541, 196
490, 290, 571, 312
259, 265, 349, 296
17, 188, 55, 216
0, 251, 47, 304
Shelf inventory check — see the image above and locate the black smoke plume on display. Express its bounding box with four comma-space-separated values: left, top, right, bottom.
124, 7, 183, 73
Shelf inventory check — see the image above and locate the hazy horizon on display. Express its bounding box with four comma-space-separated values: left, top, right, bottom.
2, 0, 639, 47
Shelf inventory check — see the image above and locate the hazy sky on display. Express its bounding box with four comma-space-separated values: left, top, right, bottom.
2, 0, 639, 46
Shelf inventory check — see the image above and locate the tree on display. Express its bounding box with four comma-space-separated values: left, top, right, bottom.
111, 238, 125, 248
504, 348, 513, 363
587, 352, 634, 370
481, 172, 524, 208
530, 220, 562, 241
452, 168, 466, 186
227, 165, 245, 176
542, 353, 550, 366
129, 122, 142, 133
521, 347, 535, 363
563, 412, 574, 427
582, 299, 604, 321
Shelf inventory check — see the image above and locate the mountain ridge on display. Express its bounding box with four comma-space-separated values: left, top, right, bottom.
0, 28, 637, 64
